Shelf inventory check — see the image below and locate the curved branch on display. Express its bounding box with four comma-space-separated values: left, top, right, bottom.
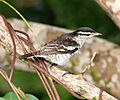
95, 0, 120, 29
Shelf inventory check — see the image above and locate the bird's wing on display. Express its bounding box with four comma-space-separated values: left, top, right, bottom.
38, 43, 78, 55
19, 34, 79, 59
19, 43, 78, 60
35, 34, 79, 55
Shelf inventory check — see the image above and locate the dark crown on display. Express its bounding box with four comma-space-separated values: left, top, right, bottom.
74, 27, 96, 33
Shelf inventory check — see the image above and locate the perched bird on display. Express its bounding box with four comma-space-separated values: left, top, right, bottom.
19, 27, 101, 66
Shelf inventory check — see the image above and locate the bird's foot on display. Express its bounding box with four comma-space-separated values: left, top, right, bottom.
81, 62, 94, 75
62, 71, 74, 77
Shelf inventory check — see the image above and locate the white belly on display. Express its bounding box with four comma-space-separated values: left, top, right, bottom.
39, 54, 71, 65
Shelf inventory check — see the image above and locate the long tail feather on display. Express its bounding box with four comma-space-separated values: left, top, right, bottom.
19, 52, 34, 60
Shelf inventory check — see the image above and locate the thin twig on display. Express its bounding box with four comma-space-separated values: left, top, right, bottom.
38, 61, 57, 100
41, 60, 60, 100
15, 29, 33, 51
7, 23, 17, 81
99, 89, 103, 100
49, 77, 60, 100
37, 70, 54, 100
0, 69, 21, 100
14, 29, 31, 40
81, 52, 97, 74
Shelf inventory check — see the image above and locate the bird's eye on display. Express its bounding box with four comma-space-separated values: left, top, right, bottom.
84, 34, 90, 36
78, 33, 90, 36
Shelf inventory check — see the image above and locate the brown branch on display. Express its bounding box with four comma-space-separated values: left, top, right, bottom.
95, 0, 120, 29
40, 60, 60, 100
37, 70, 55, 100
0, 69, 27, 100
49, 67, 116, 100
0, 16, 118, 100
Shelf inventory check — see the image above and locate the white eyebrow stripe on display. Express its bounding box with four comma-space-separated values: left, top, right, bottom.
77, 32, 91, 36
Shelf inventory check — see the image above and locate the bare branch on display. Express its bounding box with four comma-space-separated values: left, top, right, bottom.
50, 67, 117, 100
95, 0, 120, 29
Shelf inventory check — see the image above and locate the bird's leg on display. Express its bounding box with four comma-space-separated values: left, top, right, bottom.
62, 71, 74, 77
81, 52, 96, 75
49, 63, 58, 68
33, 57, 40, 62
49, 63, 73, 76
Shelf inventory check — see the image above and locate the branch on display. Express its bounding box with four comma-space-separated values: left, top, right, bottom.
95, 0, 120, 29
0, 16, 118, 100
50, 67, 116, 100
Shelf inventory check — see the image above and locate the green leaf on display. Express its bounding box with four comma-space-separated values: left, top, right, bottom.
4, 92, 18, 100
91, 97, 97, 100
25, 94, 39, 100
4, 92, 39, 100
0, 97, 7, 100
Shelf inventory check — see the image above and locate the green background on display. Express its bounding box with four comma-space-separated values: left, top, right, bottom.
0, 0, 120, 43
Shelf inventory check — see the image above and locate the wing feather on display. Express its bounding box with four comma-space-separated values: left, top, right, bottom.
19, 33, 79, 59
35, 34, 79, 55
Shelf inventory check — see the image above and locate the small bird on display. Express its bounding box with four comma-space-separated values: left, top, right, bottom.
19, 27, 101, 66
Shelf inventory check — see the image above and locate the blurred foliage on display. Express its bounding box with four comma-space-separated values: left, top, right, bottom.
0, 0, 120, 99
0, 0, 120, 43
3, 92, 39, 100
0, 70, 76, 100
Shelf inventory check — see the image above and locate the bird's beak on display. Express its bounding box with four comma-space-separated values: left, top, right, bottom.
93, 32, 102, 36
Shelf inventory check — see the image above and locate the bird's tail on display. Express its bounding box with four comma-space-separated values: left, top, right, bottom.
19, 52, 34, 60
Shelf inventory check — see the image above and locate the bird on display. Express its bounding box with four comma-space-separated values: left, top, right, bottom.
19, 27, 101, 66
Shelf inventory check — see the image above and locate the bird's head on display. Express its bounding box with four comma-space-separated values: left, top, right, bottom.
72, 27, 101, 38
71, 27, 102, 47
